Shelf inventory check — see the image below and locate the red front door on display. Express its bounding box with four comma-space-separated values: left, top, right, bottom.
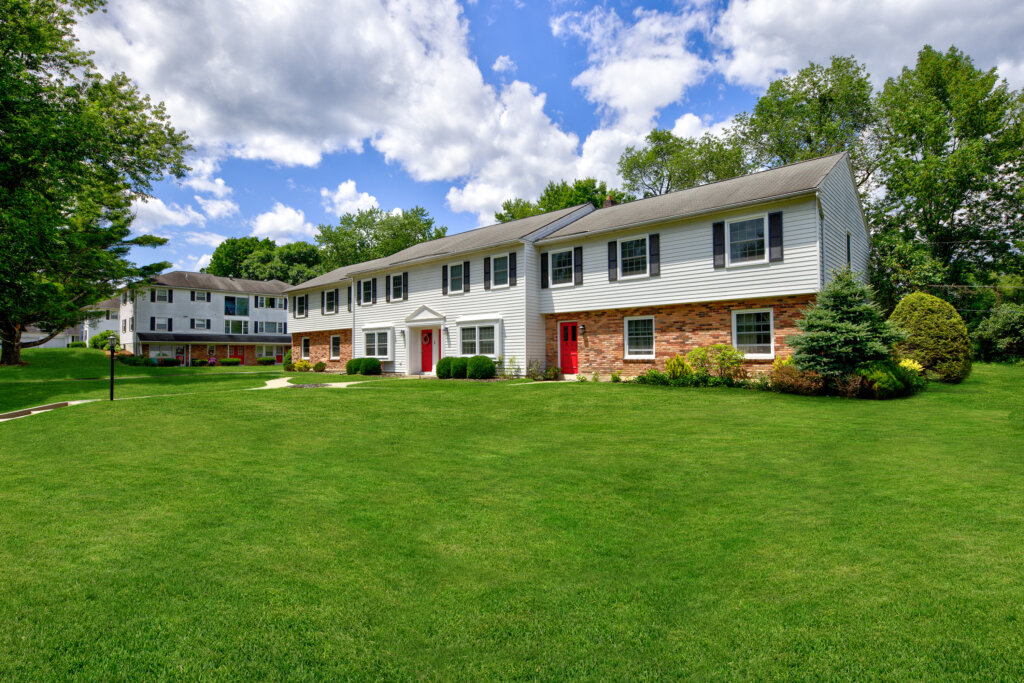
560, 322, 578, 374
229, 345, 244, 362
421, 330, 433, 373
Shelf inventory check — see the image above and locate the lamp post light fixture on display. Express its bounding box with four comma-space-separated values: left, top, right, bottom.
107, 333, 118, 401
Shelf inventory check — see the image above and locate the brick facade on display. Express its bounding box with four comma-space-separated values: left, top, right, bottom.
544, 294, 815, 377
291, 329, 352, 370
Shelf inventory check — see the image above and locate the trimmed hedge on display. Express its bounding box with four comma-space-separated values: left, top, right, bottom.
360, 358, 382, 375
156, 357, 181, 367
889, 292, 972, 383
219, 358, 242, 366
467, 355, 496, 379
346, 358, 363, 375
191, 359, 208, 367
68, 341, 87, 348
313, 361, 327, 372
450, 357, 468, 379
256, 356, 276, 365
435, 356, 454, 379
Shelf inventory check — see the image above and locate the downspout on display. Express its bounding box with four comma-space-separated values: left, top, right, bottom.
816, 192, 825, 289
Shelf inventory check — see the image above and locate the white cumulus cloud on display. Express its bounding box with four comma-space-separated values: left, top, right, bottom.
250, 203, 315, 243
131, 197, 205, 235
320, 180, 379, 217
492, 54, 517, 73
194, 196, 239, 220
182, 231, 228, 248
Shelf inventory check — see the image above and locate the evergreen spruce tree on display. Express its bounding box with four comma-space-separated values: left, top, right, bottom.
788, 268, 903, 382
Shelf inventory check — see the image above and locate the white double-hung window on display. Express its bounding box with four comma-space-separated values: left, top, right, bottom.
727, 215, 767, 266
364, 330, 390, 359
732, 309, 774, 359
492, 255, 509, 287
624, 316, 654, 359
549, 249, 573, 286
618, 236, 649, 278
460, 325, 496, 356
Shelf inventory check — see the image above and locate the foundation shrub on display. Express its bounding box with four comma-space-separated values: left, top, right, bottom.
283, 363, 295, 371
685, 344, 747, 380
664, 354, 693, 380
610, 371, 622, 383
360, 358, 382, 375
855, 360, 927, 399
256, 357, 276, 366
632, 368, 670, 385
292, 360, 312, 372
190, 359, 208, 367
889, 292, 972, 383
220, 358, 242, 366
435, 356, 454, 379
576, 374, 588, 382
467, 355, 496, 379
769, 364, 826, 395
345, 358, 362, 375
156, 357, 181, 367
89, 331, 118, 350
313, 361, 327, 373
284, 349, 292, 366
68, 341, 87, 348
450, 357, 468, 379
543, 365, 560, 381
526, 361, 544, 381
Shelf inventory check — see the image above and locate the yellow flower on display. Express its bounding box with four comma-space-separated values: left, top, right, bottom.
899, 358, 924, 374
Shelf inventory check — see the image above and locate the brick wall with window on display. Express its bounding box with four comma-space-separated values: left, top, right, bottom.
290, 329, 352, 370
543, 294, 814, 377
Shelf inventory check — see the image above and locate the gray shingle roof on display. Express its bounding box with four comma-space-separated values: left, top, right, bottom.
538, 153, 847, 243
87, 296, 120, 310
285, 204, 589, 292
151, 271, 291, 295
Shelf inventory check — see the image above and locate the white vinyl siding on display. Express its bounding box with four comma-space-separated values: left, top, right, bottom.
819, 158, 870, 283
539, 197, 822, 314
286, 286, 354, 334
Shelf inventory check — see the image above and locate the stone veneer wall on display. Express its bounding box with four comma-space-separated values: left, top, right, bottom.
544, 294, 815, 377
291, 329, 352, 370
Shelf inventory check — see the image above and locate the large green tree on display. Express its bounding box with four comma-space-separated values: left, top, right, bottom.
494, 178, 632, 223
238, 241, 323, 285
316, 207, 446, 270
618, 130, 747, 198
0, 0, 190, 365
869, 45, 1024, 314
204, 237, 275, 278
732, 56, 876, 189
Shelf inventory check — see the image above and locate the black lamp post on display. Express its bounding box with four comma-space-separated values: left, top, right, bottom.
108, 333, 118, 401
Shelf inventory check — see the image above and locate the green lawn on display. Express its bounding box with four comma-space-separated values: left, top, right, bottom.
0, 361, 1022, 679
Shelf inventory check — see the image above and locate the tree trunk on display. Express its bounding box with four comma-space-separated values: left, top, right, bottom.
0, 324, 22, 365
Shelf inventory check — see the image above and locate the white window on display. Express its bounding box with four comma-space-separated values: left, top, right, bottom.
619, 236, 649, 279
224, 296, 249, 316
330, 335, 341, 360
224, 320, 248, 335
624, 316, 654, 359
129, 318, 134, 331
492, 255, 509, 287
154, 317, 170, 331
193, 290, 211, 302
448, 263, 465, 294
460, 325, 496, 356
150, 343, 176, 358
295, 295, 307, 317
301, 338, 310, 359
193, 319, 208, 330
732, 309, 774, 359
107, 310, 118, 320
364, 331, 389, 359
549, 249, 573, 287
361, 280, 373, 304
207, 345, 216, 356
325, 289, 337, 314
391, 274, 403, 300
154, 289, 169, 303
727, 215, 767, 266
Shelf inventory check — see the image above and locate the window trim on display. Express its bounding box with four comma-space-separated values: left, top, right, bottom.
324, 289, 337, 315
548, 248, 575, 288
193, 318, 209, 330
207, 344, 216, 357
154, 316, 171, 332
295, 294, 308, 318
447, 261, 466, 295
301, 337, 310, 360
390, 273, 404, 301
224, 320, 249, 335
330, 334, 341, 360
223, 295, 250, 317
361, 279, 373, 305
731, 307, 775, 360
617, 235, 650, 280
458, 323, 499, 357
623, 315, 655, 360
725, 212, 770, 268
154, 288, 170, 303
362, 328, 392, 360
491, 254, 510, 289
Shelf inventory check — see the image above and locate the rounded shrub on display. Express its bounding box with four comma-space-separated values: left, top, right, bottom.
360, 358, 382, 375
68, 341, 87, 348
293, 359, 312, 372
974, 303, 1024, 361
345, 358, 363, 375
451, 357, 468, 379
219, 357, 242, 366
889, 292, 972, 383
283, 362, 295, 372
256, 356, 276, 365
435, 356, 454, 379
313, 361, 327, 373
89, 330, 116, 349
855, 360, 926, 399
190, 359, 208, 367
467, 355, 496, 379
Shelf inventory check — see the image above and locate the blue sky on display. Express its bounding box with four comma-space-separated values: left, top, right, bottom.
74, 0, 1024, 272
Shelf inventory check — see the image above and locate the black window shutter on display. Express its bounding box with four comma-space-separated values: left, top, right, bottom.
463, 261, 470, 292
573, 246, 583, 285
356, 281, 361, 305
334, 289, 339, 312
321, 290, 325, 315
206, 319, 211, 329
291, 296, 295, 316
540, 252, 549, 288
150, 290, 156, 303
347, 286, 352, 312
385, 275, 391, 302
846, 233, 851, 265
167, 318, 172, 331
283, 296, 287, 310
150, 316, 155, 330
402, 272, 409, 300
190, 319, 195, 329
509, 252, 517, 286
304, 294, 309, 315
167, 290, 173, 303
442, 266, 448, 295
190, 290, 195, 302
650, 233, 661, 276
713, 222, 726, 269
484, 257, 491, 290
372, 278, 377, 304
768, 212, 783, 262
607, 241, 618, 281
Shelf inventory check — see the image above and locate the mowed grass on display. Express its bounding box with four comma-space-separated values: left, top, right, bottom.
0, 365, 1022, 679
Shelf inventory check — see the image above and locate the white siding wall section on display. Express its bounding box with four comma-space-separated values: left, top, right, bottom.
819, 159, 870, 282
350, 246, 528, 374
538, 197, 821, 315
522, 244, 547, 372
131, 288, 290, 337
288, 285, 354, 333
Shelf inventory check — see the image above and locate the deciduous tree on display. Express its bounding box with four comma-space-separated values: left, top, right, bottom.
315, 207, 446, 270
